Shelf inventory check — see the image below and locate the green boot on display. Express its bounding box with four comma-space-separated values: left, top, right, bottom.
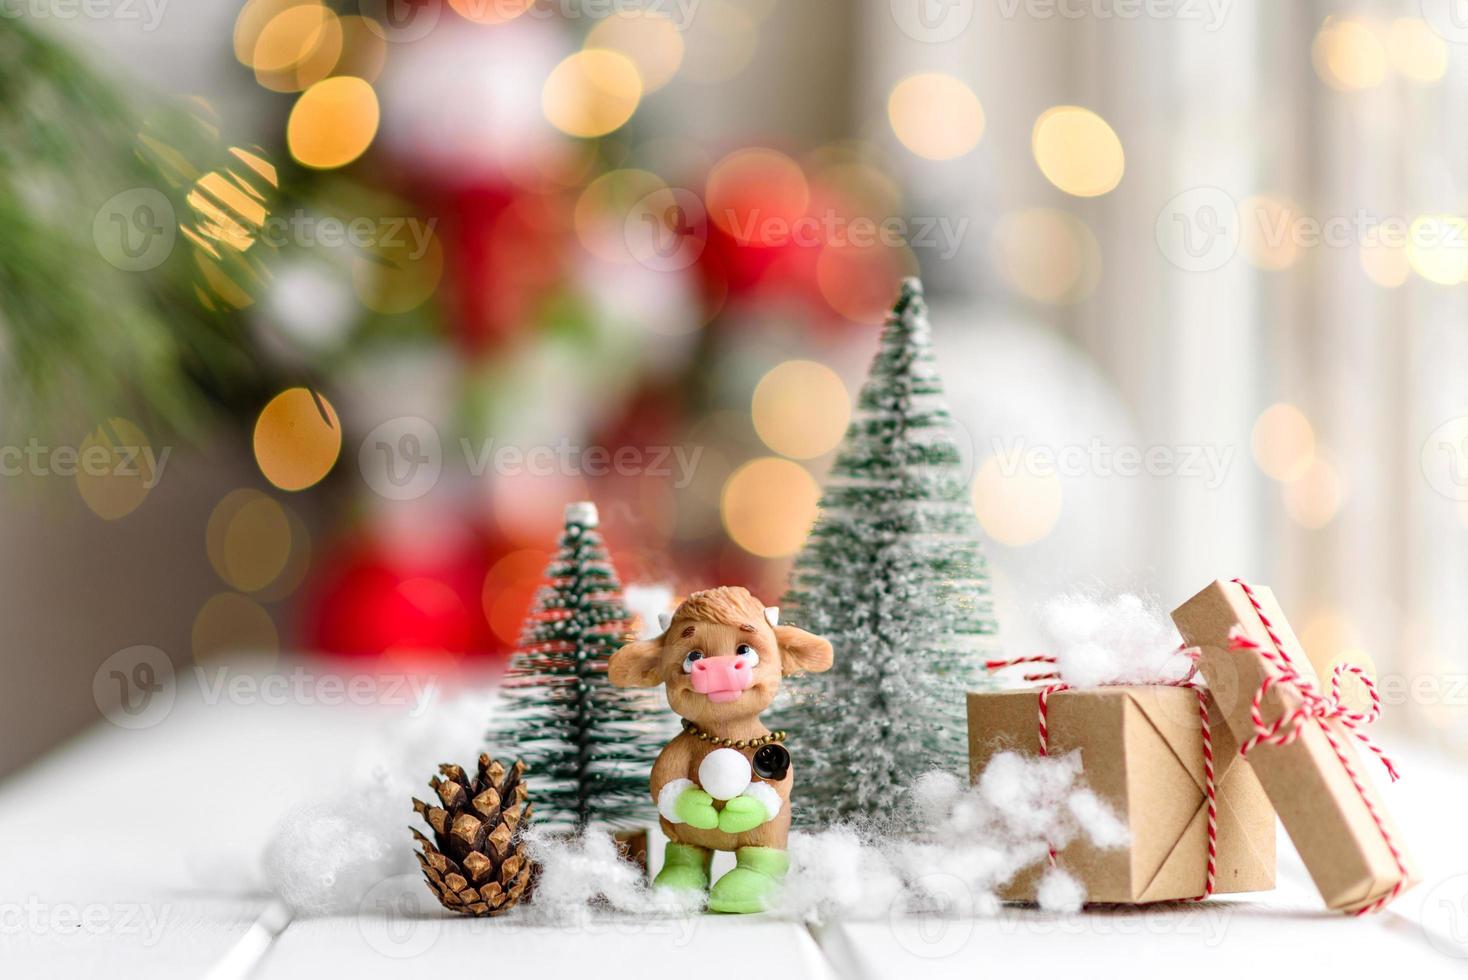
707, 846, 789, 914
653, 841, 712, 894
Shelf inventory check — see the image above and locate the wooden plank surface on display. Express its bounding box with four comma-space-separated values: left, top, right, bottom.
258, 910, 835, 980
1, 675, 1462, 979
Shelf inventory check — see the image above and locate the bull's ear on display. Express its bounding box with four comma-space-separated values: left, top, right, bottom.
774, 625, 833, 676
609, 639, 665, 688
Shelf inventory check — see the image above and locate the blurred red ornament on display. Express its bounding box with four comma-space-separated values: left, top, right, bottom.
301, 528, 502, 662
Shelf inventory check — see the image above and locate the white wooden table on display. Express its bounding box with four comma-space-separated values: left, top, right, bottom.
3, 670, 1465, 979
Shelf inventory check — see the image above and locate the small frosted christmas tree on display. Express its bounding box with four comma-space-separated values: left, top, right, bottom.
773, 278, 998, 823
486, 502, 666, 832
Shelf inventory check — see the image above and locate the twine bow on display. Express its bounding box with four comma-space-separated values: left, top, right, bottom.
1228, 578, 1409, 915
1226, 630, 1399, 783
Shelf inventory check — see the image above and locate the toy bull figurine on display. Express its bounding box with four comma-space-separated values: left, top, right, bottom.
609, 586, 833, 913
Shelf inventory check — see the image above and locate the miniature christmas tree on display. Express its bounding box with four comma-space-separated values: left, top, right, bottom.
486, 502, 666, 832
773, 278, 998, 823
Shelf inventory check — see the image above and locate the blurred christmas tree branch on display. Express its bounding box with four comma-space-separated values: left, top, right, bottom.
0, 17, 270, 439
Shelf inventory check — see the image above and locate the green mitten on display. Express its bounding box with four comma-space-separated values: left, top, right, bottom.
717, 794, 768, 834
674, 786, 719, 830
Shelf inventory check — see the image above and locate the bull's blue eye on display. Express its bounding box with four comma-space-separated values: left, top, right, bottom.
735, 644, 759, 667
681, 650, 705, 673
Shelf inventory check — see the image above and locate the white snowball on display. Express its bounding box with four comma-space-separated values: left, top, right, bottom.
1036, 866, 1086, 913
698, 748, 752, 801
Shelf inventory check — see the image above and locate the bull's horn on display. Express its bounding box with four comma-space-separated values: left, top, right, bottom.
764, 607, 779, 627
658, 612, 672, 632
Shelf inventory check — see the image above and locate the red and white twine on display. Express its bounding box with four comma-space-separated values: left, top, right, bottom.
1228, 578, 1409, 915
985, 651, 1219, 900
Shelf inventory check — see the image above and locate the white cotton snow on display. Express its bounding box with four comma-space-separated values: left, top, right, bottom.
517, 752, 1125, 924
256, 684, 497, 915
521, 828, 703, 921
1035, 866, 1086, 914
1041, 592, 1193, 688
777, 752, 1128, 921
261, 796, 403, 915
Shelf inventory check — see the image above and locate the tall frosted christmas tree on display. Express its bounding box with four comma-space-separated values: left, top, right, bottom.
486, 502, 667, 832
773, 278, 998, 823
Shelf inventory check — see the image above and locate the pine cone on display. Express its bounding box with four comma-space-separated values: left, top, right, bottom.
412, 755, 533, 916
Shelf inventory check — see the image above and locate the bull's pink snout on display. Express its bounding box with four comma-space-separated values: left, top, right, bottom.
689, 657, 753, 703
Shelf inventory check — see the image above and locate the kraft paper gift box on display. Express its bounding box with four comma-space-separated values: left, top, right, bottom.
967, 685, 1276, 904
1172, 580, 1419, 913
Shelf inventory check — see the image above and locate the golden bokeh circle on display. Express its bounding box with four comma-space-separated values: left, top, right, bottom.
542, 50, 644, 139
971, 456, 1063, 547
75, 418, 160, 521
1283, 457, 1345, 529
720, 457, 821, 558
252, 3, 342, 90
752, 360, 851, 460
287, 76, 380, 170
1313, 18, 1387, 91
193, 592, 280, 662
206, 489, 294, 593
253, 387, 342, 491
887, 73, 985, 161
1251, 403, 1316, 482
448, 0, 534, 24
1031, 106, 1125, 198
991, 208, 1100, 305
586, 10, 684, 92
